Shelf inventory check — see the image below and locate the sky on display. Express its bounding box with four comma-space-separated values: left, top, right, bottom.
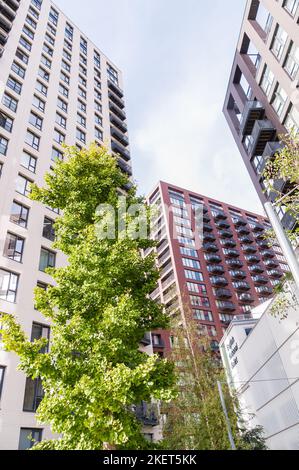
55, 0, 264, 215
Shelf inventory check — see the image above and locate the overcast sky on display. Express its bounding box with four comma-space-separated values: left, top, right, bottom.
55, 0, 264, 215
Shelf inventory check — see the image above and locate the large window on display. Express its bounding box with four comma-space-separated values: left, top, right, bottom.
16, 174, 32, 197
42, 217, 55, 241
10, 201, 29, 227
271, 25, 288, 61
0, 112, 13, 133
283, 0, 299, 16
25, 130, 40, 150
33, 95, 45, 113
2, 93, 18, 113
31, 322, 50, 353
185, 270, 204, 281
107, 64, 118, 85
3, 233, 25, 262
285, 106, 299, 133
193, 309, 213, 321
21, 151, 37, 173
259, 64, 274, 96
29, 112, 43, 131
23, 378, 44, 412
7, 76, 22, 95
0, 269, 19, 302
271, 84, 288, 117
18, 428, 42, 450
11, 61, 26, 79
39, 248, 56, 272
0, 136, 8, 156
182, 258, 201, 269
284, 42, 299, 80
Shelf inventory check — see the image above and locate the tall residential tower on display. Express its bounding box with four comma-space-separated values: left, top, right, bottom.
0, 0, 132, 449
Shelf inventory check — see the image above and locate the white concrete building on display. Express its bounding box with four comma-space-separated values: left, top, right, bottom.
220, 284, 299, 450
0, 0, 133, 449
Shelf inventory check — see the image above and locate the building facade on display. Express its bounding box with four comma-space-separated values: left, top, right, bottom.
223, 0, 299, 231
146, 181, 290, 357
220, 284, 299, 450
0, 0, 132, 450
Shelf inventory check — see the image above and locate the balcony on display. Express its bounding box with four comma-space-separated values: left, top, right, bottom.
260, 141, 283, 174
236, 226, 250, 235
215, 288, 232, 299
264, 259, 279, 268
214, 210, 227, 220
226, 259, 243, 268
108, 79, 124, 99
217, 301, 236, 312
257, 239, 270, 249
261, 250, 275, 259
230, 270, 246, 279
135, 402, 159, 427
242, 244, 257, 254
203, 243, 219, 253
110, 113, 127, 133
240, 101, 265, 136
219, 230, 233, 239
268, 269, 283, 278
108, 90, 125, 110
205, 254, 222, 264
238, 293, 254, 303
257, 286, 273, 296
211, 276, 228, 287
140, 332, 151, 346
247, 120, 277, 158
282, 212, 297, 231
203, 223, 213, 232
251, 222, 264, 232
152, 335, 165, 349
216, 220, 230, 229
252, 275, 269, 285
203, 213, 210, 223
111, 126, 129, 147
253, 231, 266, 241
109, 102, 126, 121
111, 140, 130, 162
249, 265, 264, 274
208, 265, 225, 275
240, 235, 253, 244
117, 157, 132, 176
224, 249, 239, 258
234, 281, 251, 291
221, 239, 237, 248
232, 216, 247, 226
203, 233, 216, 242
245, 254, 260, 264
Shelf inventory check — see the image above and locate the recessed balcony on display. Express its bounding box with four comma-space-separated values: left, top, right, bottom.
219, 230, 233, 239
203, 223, 213, 232
203, 243, 219, 253
117, 157, 132, 176
257, 239, 270, 249
110, 126, 129, 147
264, 259, 279, 268
240, 100, 265, 136
109, 102, 126, 121
211, 276, 229, 287
108, 90, 125, 110
108, 79, 124, 99
215, 288, 232, 299
247, 120, 277, 158
234, 281, 251, 291
110, 113, 127, 133
203, 213, 210, 223
236, 226, 250, 235
111, 140, 130, 161
203, 233, 216, 242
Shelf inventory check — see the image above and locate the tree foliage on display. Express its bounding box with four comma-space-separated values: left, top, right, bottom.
161, 318, 267, 450
0, 144, 176, 450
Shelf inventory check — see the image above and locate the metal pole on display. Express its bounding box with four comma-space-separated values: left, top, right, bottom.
264, 202, 299, 291
217, 380, 236, 450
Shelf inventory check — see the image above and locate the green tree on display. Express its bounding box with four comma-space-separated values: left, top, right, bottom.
161, 318, 267, 450
0, 144, 176, 450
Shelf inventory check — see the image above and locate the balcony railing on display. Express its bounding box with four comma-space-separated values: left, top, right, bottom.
205, 254, 222, 264
211, 276, 228, 287
219, 230, 233, 239
217, 301, 236, 312
110, 113, 127, 133
236, 226, 250, 235
224, 249, 239, 258
257, 286, 273, 296
108, 90, 125, 110
240, 235, 254, 244
213, 210, 227, 220
222, 239, 237, 248
203, 223, 213, 232
245, 255, 260, 264
227, 259, 243, 268
108, 79, 124, 99
260, 141, 283, 174
230, 270, 247, 279
111, 140, 130, 161
232, 216, 247, 226
208, 265, 225, 275
281, 212, 297, 231
238, 293, 254, 303
268, 269, 283, 278
240, 100, 265, 136
247, 120, 277, 158
203, 243, 219, 253
234, 281, 251, 291
109, 102, 126, 121
242, 244, 257, 253
111, 126, 129, 147
203, 233, 216, 242
261, 250, 275, 259
216, 220, 230, 229
252, 275, 269, 285
249, 265, 264, 273
215, 288, 232, 299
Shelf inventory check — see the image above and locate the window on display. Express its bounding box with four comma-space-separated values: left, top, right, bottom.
182, 258, 201, 269
284, 41, 299, 80
54, 129, 65, 145
0, 366, 5, 400
285, 106, 299, 133
51, 147, 63, 161
76, 128, 86, 143
80, 37, 87, 55
23, 377, 44, 412
56, 113, 67, 129
15, 48, 29, 64
94, 51, 101, 69
180, 247, 198, 257
79, 64, 87, 76
38, 67, 50, 82
49, 7, 59, 26
22, 25, 35, 40
80, 54, 87, 66
1, 102, 16, 123
283, 0, 299, 16
43, 217, 55, 241
193, 309, 213, 322
77, 113, 86, 127
19, 36, 32, 52
94, 101, 102, 113
185, 270, 204, 281
29, 112, 43, 131
94, 89, 101, 101
0, 112, 13, 133
35, 80, 47, 96
79, 76, 87, 87
16, 174, 32, 197
0, 269, 19, 302
26, 15, 37, 29
39, 248, 56, 272
60, 71, 70, 85
65, 23, 73, 41
7, 76, 22, 94
18, 429, 42, 450
10, 201, 29, 227
78, 87, 86, 99
21, 151, 37, 173
271, 84, 288, 117
61, 60, 71, 73
25, 130, 40, 150
95, 114, 102, 126
64, 39, 72, 51
43, 43, 53, 57
271, 25, 288, 61
95, 128, 103, 141
57, 97, 68, 113
62, 49, 72, 62
4, 233, 25, 263
107, 64, 118, 85
31, 322, 50, 353
33, 95, 45, 112
30, 3, 40, 16
31, 0, 43, 11
41, 54, 51, 69
11, 61, 26, 78
78, 100, 86, 113
47, 23, 56, 36
45, 33, 55, 46
178, 237, 195, 247
0, 136, 8, 156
